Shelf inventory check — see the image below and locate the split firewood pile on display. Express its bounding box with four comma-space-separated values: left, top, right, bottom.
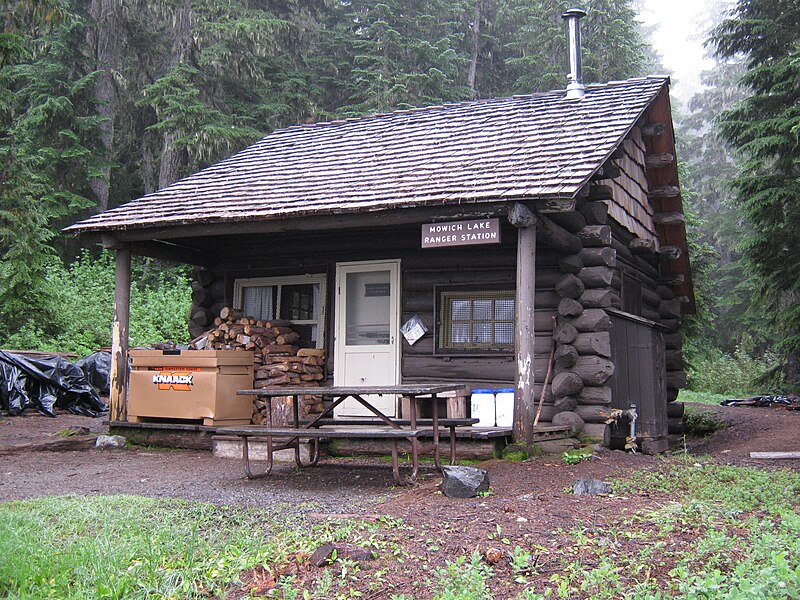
189, 307, 325, 423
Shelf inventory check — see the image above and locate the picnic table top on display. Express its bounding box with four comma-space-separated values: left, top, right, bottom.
237, 384, 470, 397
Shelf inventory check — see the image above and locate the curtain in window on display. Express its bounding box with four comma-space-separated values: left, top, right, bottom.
242, 286, 275, 320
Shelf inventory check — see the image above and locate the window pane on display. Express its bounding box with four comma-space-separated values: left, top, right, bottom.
473, 300, 492, 320
495, 299, 514, 321
495, 322, 514, 345
473, 322, 492, 343
280, 284, 317, 320
451, 299, 472, 321
242, 286, 276, 320
450, 323, 470, 343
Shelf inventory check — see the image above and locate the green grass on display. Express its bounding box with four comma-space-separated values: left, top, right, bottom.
502, 450, 529, 462
620, 458, 800, 514
0, 495, 383, 599
524, 461, 800, 599
3, 462, 800, 599
561, 448, 593, 465
678, 389, 730, 405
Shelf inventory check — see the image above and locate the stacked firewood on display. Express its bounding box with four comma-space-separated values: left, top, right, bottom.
251, 346, 326, 424
189, 306, 301, 364
254, 349, 324, 387
189, 307, 325, 424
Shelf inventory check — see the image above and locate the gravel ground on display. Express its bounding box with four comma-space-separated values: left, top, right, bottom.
3, 403, 800, 599
2, 402, 799, 509
0, 411, 411, 510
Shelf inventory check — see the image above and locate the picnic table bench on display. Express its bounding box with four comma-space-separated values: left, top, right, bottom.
296, 418, 478, 465
224, 384, 473, 485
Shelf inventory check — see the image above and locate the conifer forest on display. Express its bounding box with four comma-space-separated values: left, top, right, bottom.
0, 0, 798, 392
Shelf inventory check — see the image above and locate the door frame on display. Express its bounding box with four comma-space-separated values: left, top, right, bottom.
333, 259, 402, 390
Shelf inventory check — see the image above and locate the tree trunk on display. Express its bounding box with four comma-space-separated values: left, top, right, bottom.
467, 0, 481, 99
158, 0, 193, 189
87, 0, 120, 213
141, 136, 157, 195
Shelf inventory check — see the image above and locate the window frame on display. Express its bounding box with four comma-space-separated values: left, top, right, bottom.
621, 271, 643, 317
232, 274, 327, 349
434, 285, 516, 355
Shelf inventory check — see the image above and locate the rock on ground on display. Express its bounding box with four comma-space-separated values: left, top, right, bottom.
95, 435, 127, 449
440, 465, 490, 498
573, 478, 612, 495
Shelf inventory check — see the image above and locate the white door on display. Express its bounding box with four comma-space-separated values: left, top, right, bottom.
333, 260, 401, 417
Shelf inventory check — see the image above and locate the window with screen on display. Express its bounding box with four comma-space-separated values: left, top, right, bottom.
438, 289, 515, 351
233, 275, 326, 348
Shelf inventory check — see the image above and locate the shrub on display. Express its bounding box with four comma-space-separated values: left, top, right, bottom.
562, 448, 593, 465
0, 250, 191, 356
683, 406, 727, 436
686, 345, 778, 396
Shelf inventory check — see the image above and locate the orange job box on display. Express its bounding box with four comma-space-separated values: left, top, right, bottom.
127, 350, 254, 426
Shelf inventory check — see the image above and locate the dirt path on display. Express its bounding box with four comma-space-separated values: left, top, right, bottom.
1, 403, 798, 506
2, 402, 798, 598
682, 402, 800, 464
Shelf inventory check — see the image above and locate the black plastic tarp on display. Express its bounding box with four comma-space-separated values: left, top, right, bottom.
75, 351, 111, 396
0, 350, 107, 417
721, 395, 799, 408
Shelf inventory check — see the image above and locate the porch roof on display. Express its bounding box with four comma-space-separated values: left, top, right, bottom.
66, 77, 668, 235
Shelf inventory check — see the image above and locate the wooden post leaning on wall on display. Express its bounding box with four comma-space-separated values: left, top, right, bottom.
509, 202, 538, 446
104, 236, 131, 422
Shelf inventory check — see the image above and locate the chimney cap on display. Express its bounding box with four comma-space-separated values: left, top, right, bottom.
562, 7, 587, 19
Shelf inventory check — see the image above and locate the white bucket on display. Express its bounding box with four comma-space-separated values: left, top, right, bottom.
470, 389, 496, 427
494, 388, 515, 428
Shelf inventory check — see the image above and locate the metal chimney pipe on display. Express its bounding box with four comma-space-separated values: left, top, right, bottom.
562, 8, 587, 99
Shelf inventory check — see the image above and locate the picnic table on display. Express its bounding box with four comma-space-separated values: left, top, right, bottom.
222, 385, 475, 484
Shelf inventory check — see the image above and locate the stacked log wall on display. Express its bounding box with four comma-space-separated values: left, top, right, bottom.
545, 206, 617, 440
188, 266, 227, 339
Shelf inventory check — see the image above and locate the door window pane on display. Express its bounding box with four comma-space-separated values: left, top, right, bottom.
345, 270, 390, 345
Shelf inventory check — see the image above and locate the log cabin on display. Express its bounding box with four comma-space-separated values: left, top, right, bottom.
66, 11, 693, 454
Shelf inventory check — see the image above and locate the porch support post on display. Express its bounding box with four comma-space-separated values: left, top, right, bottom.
105, 237, 131, 422
510, 203, 537, 446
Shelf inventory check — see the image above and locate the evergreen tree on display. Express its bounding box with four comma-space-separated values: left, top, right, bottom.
499, 0, 568, 93
495, 0, 654, 95
582, 0, 654, 82
678, 59, 754, 354
710, 0, 800, 387
0, 7, 103, 340
322, 0, 471, 115
129, 0, 317, 188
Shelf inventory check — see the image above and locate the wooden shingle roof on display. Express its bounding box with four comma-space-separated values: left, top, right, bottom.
67, 77, 669, 234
